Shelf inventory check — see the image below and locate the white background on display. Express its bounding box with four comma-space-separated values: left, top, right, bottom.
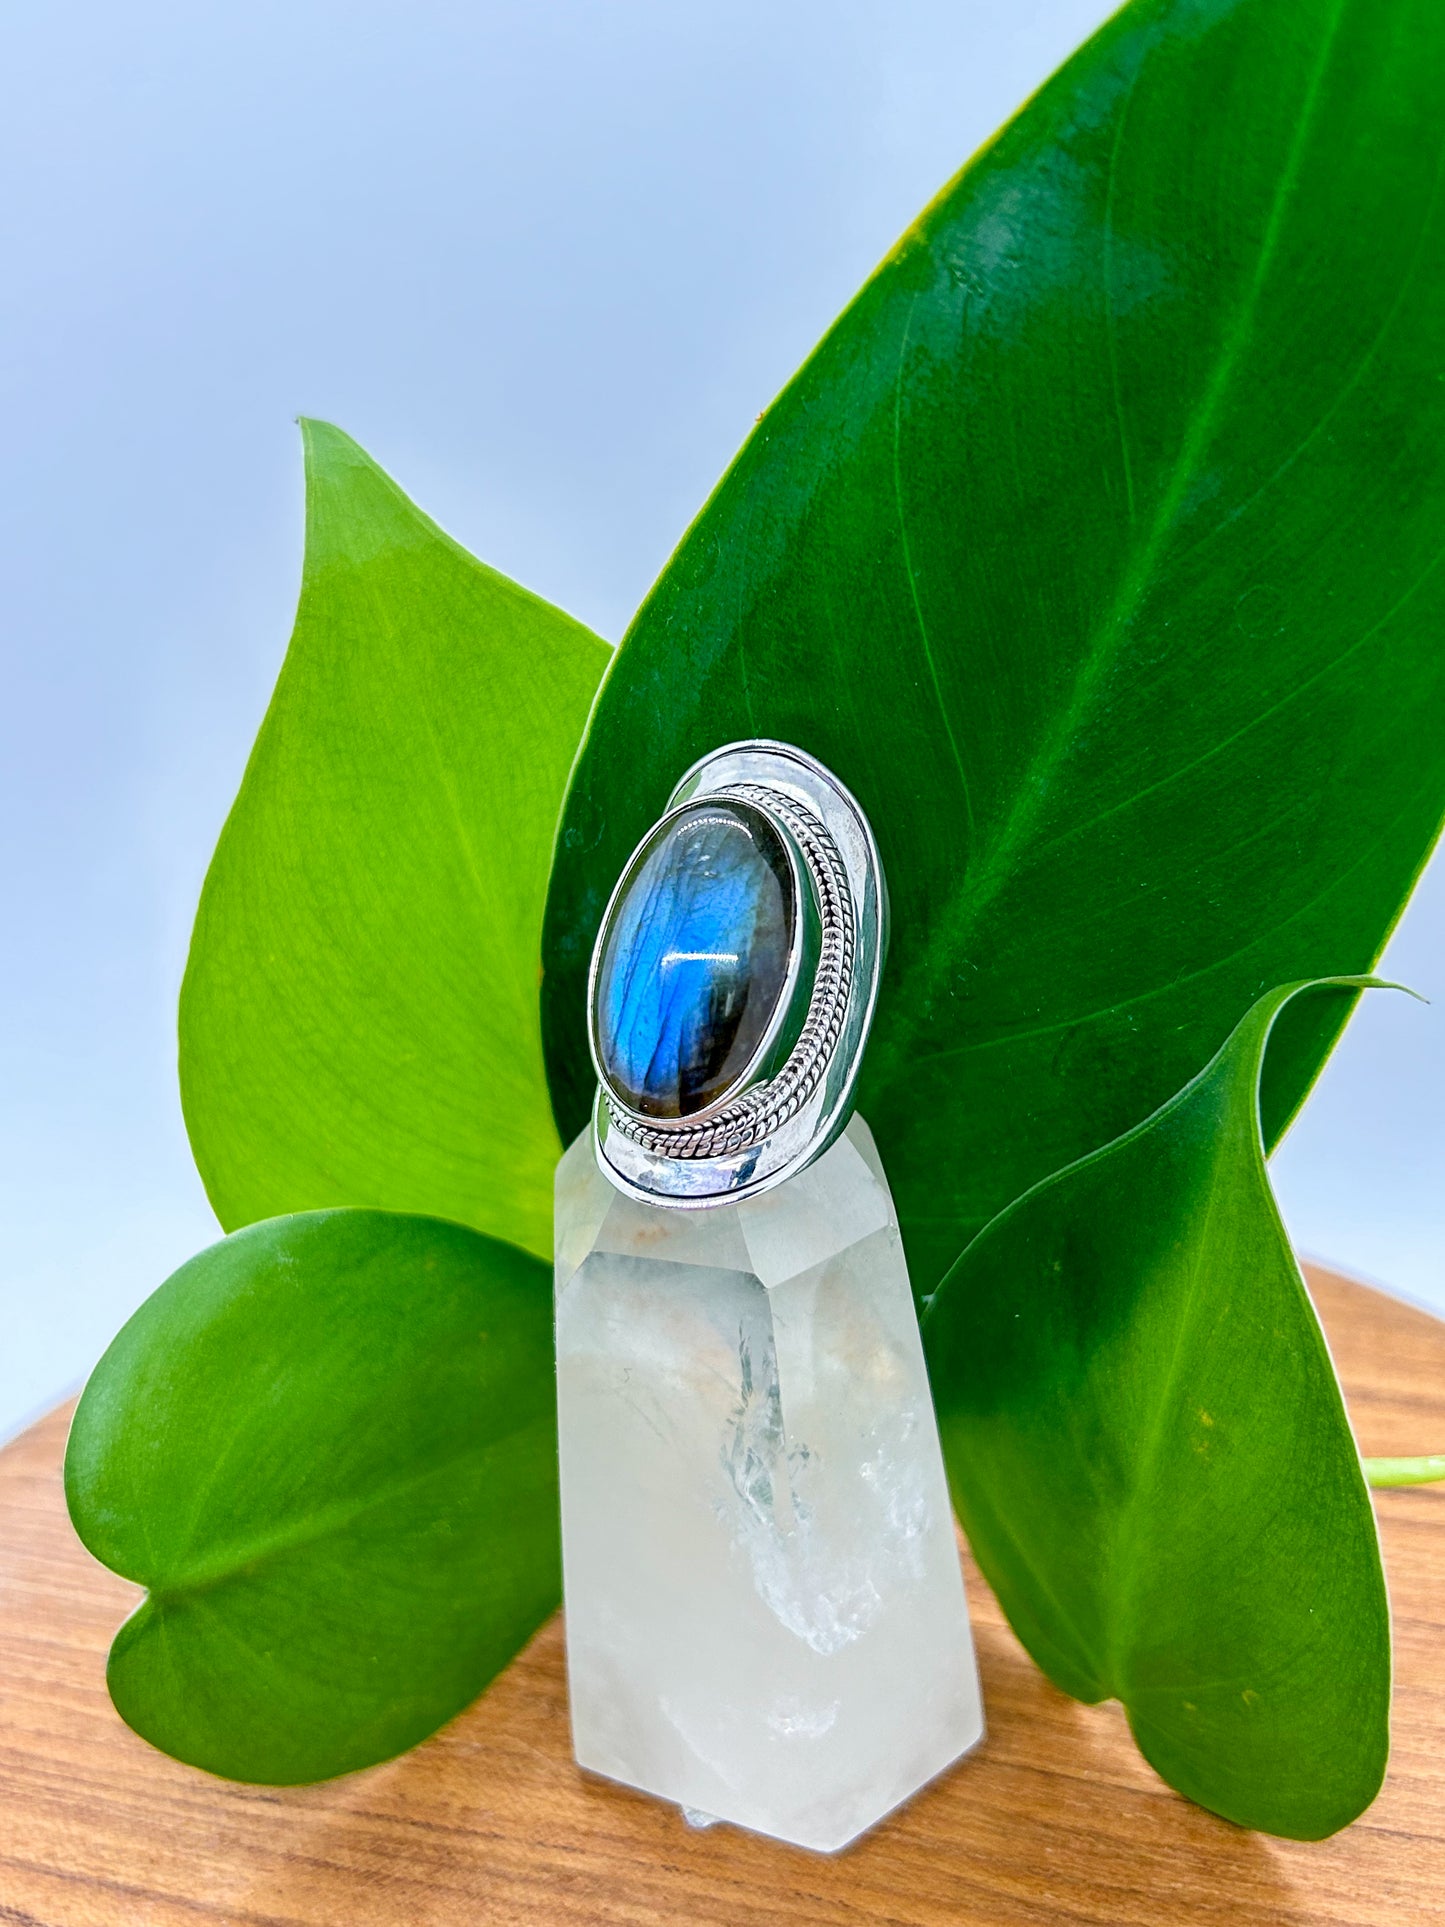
2, 0, 1441, 1440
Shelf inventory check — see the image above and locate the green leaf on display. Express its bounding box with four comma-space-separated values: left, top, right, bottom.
922, 979, 1390, 1840
541, 0, 1445, 1299
1365, 1454, 1445, 1487
65, 1209, 559, 1785
182, 420, 610, 1261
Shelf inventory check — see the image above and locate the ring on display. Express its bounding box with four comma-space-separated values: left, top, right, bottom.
586, 740, 887, 1206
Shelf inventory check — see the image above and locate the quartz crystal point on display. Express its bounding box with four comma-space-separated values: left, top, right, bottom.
554, 1115, 983, 1852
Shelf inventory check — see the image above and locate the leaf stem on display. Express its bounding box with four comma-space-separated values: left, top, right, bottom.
1364, 1455, 1445, 1488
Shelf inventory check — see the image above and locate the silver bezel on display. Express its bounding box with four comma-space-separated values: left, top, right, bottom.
588, 740, 888, 1208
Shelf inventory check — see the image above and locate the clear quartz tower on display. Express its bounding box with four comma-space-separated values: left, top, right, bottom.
554, 1113, 984, 1853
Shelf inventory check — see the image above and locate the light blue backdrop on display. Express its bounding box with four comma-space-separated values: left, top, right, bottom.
3, 0, 1442, 1441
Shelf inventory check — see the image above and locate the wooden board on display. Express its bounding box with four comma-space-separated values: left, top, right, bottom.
1, 1264, 1443, 1925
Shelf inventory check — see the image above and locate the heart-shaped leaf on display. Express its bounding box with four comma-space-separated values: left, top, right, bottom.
923, 979, 1390, 1840
541, 0, 1445, 1299
65, 1209, 559, 1784
182, 421, 610, 1261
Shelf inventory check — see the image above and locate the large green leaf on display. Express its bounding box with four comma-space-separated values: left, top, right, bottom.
542, 0, 1445, 1298
65, 1209, 559, 1784
182, 420, 610, 1261
923, 979, 1390, 1840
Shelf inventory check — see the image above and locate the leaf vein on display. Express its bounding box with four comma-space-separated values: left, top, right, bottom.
910, 0, 1352, 967
893, 289, 976, 841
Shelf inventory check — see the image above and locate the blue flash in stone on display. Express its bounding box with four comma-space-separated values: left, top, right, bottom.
594, 801, 796, 1119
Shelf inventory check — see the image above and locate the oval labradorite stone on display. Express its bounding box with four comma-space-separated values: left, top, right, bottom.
595, 801, 797, 1120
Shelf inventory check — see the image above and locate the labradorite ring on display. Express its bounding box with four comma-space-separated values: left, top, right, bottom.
586, 740, 887, 1207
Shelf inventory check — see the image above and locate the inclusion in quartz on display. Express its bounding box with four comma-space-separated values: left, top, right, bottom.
592, 799, 796, 1119
554, 1115, 984, 1853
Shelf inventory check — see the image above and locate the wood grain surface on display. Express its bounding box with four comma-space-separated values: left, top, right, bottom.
0, 1263, 1442, 1926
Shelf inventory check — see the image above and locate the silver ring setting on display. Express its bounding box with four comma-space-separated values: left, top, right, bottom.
587, 740, 887, 1207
